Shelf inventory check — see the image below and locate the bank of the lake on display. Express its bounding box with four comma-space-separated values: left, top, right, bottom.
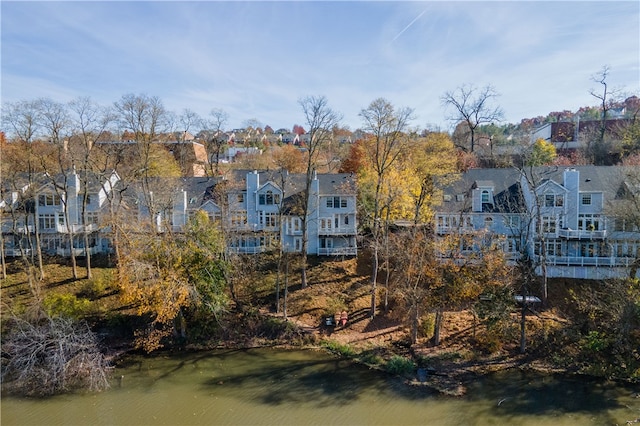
3, 348, 639, 426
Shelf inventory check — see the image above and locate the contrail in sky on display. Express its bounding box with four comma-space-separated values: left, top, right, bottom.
391, 10, 427, 42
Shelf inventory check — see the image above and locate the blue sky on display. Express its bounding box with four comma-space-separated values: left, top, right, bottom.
2, 1, 639, 132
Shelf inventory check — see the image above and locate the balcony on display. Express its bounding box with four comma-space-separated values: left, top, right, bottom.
56, 246, 101, 257
543, 255, 635, 267
227, 245, 269, 254
56, 223, 98, 234
318, 226, 357, 236
317, 246, 358, 256
4, 248, 32, 257
436, 225, 474, 235
557, 228, 607, 240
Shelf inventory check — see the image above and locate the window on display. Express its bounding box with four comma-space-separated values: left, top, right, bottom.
344, 215, 349, 225
291, 217, 301, 232
540, 216, 561, 234
544, 194, 564, 207
581, 193, 592, 205
481, 190, 490, 203
326, 197, 348, 209
258, 190, 280, 205
38, 194, 61, 206
545, 241, 562, 256
504, 215, 520, 228
38, 214, 56, 230
237, 193, 245, 203
484, 216, 493, 228
320, 238, 333, 249
83, 212, 99, 225
260, 212, 278, 228
231, 211, 247, 227
506, 239, 520, 253
578, 214, 602, 231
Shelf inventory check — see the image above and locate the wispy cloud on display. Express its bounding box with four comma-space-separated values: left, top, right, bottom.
2, 1, 638, 130
391, 9, 427, 43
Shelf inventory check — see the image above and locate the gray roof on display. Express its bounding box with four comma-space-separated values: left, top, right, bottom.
438, 165, 639, 214
439, 168, 525, 214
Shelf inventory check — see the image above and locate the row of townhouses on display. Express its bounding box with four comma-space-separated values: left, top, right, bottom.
3, 165, 638, 280
436, 166, 640, 280
1, 169, 358, 258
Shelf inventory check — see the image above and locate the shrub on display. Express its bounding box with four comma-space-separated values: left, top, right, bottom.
474, 331, 503, 354
419, 314, 435, 338
43, 293, 92, 319
321, 340, 356, 357
78, 269, 115, 299
385, 355, 415, 376
358, 351, 384, 367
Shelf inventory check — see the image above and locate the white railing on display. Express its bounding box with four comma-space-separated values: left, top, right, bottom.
56, 223, 98, 233
557, 229, 607, 239
436, 225, 474, 234
543, 255, 635, 267
56, 246, 101, 257
317, 247, 357, 256
227, 245, 269, 254
318, 226, 357, 235
4, 248, 32, 257
16, 225, 35, 234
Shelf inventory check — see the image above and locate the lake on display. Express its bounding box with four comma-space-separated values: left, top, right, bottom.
2, 348, 639, 425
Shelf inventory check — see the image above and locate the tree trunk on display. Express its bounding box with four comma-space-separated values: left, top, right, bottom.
68, 232, 78, 280
1, 234, 6, 280
32, 211, 45, 281
434, 308, 444, 346
83, 231, 92, 280
519, 302, 527, 354
370, 243, 378, 319
411, 304, 419, 345
283, 254, 289, 320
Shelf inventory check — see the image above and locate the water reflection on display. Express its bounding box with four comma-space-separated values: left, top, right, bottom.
2, 348, 639, 426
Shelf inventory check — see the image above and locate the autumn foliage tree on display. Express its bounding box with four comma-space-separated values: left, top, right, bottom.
118, 211, 229, 352
358, 98, 413, 318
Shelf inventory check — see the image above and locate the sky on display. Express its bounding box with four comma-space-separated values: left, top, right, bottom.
1, 1, 639, 133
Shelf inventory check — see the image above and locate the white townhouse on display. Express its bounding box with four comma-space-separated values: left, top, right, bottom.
435, 168, 526, 264
435, 166, 640, 280
521, 166, 640, 280
1, 169, 120, 257
169, 170, 358, 256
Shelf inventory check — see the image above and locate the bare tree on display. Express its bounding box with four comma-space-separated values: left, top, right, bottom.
1, 100, 47, 280
37, 98, 83, 279
359, 98, 413, 317
298, 95, 342, 288
586, 66, 623, 164
441, 84, 504, 153
68, 96, 115, 278
205, 108, 229, 175
114, 93, 171, 222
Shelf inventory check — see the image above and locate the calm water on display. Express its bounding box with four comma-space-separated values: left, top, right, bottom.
2, 348, 639, 425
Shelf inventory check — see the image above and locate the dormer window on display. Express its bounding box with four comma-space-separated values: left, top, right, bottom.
481, 190, 490, 203
39, 194, 61, 206
544, 194, 564, 207
259, 190, 280, 205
